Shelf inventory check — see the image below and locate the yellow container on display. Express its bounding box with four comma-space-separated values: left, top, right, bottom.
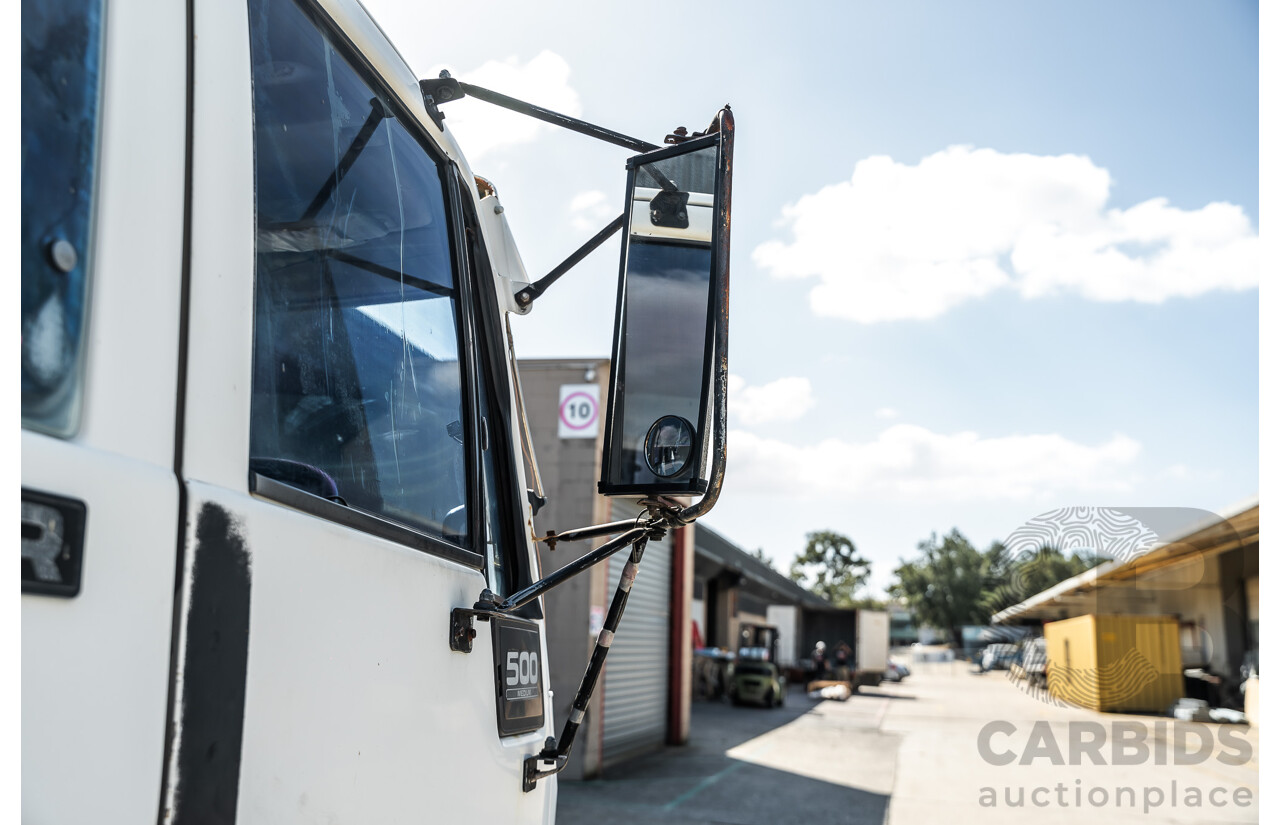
1044, 614, 1182, 713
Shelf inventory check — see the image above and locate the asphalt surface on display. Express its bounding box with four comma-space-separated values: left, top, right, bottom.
555, 662, 1260, 825
555, 682, 898, 825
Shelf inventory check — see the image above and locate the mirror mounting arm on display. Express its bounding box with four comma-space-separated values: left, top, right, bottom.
450, 507, 676, 792
449, 523, 652, 656
421, 72, 659, 154
522, 534, 652, 790
514, 213, 626, 309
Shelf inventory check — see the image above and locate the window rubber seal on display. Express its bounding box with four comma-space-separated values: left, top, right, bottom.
250, 471, 485, 570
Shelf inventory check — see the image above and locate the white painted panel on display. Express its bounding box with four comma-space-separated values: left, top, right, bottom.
187, 482, 554, 823
22, 434, 178, 823
767, 605, 799, 666
75, 0, 186, 464
856, 610, 890, 672
180, 0, 256, 490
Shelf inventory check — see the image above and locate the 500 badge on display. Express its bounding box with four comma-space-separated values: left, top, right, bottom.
506, 650, 540, 700
492, 616, 545, 736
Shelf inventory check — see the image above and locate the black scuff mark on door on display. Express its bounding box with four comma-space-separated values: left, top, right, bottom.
173, 502, 252, 825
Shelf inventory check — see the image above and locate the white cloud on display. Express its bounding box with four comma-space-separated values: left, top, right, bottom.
728, 375, 815, 426
875, 407, 899, 420
568, 190, 615, 232
428, 51, 581, 162
727, 424, 1141, 500
752, 146, 1258, 323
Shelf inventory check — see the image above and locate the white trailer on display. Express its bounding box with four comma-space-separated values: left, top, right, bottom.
766, 604, 800, 667
855, 609, 891, 684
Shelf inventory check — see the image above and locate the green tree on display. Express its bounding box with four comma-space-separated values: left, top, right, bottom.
749, 547, 776, 570
888, 529, 989, 646
788, 530, 871, 607
980, 543, 1103, 615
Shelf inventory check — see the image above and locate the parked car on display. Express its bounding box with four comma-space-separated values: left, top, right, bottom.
981, 644, 1020, 671
883, 661, 911, 682
1010, 638, 1048, 687
731, 660, 787, 707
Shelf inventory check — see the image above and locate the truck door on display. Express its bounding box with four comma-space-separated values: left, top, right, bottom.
167, 0, 553, 820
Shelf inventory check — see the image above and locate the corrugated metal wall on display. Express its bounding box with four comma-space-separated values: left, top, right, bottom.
601, 506, 671, 768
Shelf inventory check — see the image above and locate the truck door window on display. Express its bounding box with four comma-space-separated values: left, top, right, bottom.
247, 0, 469, 545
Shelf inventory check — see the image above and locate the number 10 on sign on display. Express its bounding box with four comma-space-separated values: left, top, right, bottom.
558, 384, 600, 439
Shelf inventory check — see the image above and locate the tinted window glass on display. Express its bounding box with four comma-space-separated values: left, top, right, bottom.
611, 241, 713, 486
478, 383, 509, 595
602, 139, 720, 494
21, 0, 105, 436
248, 0, 468, 543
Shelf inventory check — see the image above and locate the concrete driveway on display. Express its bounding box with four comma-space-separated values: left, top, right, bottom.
555, 662, 1259, 825
555, 685, 896, 825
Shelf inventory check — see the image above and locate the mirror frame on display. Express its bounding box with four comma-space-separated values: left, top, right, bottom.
598, 119, 732, 498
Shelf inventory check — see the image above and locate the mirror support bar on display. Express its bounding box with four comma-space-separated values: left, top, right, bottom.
419, 74, 659, 308
449, 524, 650, 650
514, 213, 626, 308
448, 520, 662, 793
523, 535, 650, 791
434, 75, 660, 154
422, 72, 658, 153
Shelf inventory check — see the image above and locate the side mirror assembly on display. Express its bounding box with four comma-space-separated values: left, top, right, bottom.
428, 80, 734, 793
599, 109, 733, 504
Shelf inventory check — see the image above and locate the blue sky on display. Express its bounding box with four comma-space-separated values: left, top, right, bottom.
364, 0, 1259, 594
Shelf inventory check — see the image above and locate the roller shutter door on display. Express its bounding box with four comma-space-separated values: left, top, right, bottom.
601, 504, 671, 767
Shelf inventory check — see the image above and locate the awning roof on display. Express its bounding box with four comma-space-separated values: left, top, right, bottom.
693, 522, 832, 609
991, 497, 1259, 625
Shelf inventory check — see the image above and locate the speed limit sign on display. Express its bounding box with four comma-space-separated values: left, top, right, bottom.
558, 384, 600, 439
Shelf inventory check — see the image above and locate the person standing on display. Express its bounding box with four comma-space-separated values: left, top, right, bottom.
812, 641, 827, 680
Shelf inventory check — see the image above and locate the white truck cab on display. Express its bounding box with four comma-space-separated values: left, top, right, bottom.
21, 1, 733, 822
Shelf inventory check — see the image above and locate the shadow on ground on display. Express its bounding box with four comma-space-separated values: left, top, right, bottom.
555, 688, 892, 825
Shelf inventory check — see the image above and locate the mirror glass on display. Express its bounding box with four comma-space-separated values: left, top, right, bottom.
600, 137, 722, 495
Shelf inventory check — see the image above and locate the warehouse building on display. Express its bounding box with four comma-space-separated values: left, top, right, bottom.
518, 359, 695, 778
692, 522, 832, 665
992, 498, 1259, 715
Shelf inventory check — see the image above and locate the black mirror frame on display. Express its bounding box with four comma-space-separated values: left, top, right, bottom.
598, 114, 733, 498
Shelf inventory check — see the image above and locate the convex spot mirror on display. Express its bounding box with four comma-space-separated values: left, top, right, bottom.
599, 112, 732, 497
